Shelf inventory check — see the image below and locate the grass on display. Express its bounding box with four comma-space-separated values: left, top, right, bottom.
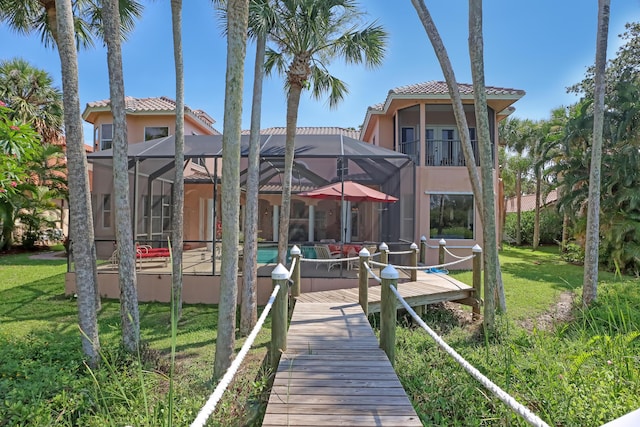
0, 250, 272, 426
395, 245, 640, 426
2, 245, 638, 426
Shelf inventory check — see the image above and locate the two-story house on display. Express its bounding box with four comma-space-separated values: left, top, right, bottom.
360, 81, 525, 264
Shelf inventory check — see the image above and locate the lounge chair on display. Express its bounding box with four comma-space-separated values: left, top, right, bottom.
314, 244, 342, 271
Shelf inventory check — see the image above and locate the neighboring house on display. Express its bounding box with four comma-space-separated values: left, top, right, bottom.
506, 190, 558, 213
360, 81, 525, 263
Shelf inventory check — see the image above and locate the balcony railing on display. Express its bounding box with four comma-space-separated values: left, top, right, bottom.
400, 139, 485, 167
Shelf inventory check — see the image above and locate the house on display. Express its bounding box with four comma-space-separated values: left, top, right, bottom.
360, 81, 525, 264
81, 82, 525, 265
506, 190, 558, 213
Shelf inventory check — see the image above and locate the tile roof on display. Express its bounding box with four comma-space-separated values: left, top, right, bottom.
242, 127, 361, 139
85, 96, 216, 128
389, 81, 525, 97
506, 190, 558, 213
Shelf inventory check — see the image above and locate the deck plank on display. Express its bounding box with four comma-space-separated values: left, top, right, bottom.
262, 301, 422, 426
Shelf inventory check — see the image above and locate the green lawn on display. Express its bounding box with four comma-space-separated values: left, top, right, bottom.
1, 246, 638, 426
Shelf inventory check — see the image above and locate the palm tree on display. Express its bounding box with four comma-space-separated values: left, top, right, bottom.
469, 0, 505, 315
102, 0, 140, 353
263, 0, 387, 263
53, 0, 100, 368
583, 0, 610, 306
170, 0, 185, 321
240, 0, 276, 335
411, 0, 505, 326
0, 58, 63, 143
214, 0, 249, 380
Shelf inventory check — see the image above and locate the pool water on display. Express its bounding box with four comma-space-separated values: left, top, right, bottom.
256, 246, 317, 263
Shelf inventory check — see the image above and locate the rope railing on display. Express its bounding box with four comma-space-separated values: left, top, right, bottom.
369, 255, 474, 271
444, 247, 469, 260
190, 284, 281, 427
362, 261, 382, 283
387, 249, 415, 255
388, 284, 550, 427
285, 257, 297, 279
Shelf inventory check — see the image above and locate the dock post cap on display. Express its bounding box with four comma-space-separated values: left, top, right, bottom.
410, 242, 418, 250
359, 247, 370, 256
290, 245, 301, 256
381, 264, 399, 280
472, 244, 483, 253
439, 238, 447, 245
379, 242, 389, 251
271, 264, 289, 280
420, 235, 427, 241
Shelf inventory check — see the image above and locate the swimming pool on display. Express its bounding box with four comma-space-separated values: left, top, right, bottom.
256, 245, 317, 263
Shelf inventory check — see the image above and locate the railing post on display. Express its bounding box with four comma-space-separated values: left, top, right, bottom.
380, 265, 399, 366
290, 245, 301, 299
472, 245, 482, 320
410, 242, 418, 282
358, 247, 370, 316
438, 238, 446, 266
420, 235, 427, 264
379, 242, 389, 276
271, 264, 289, 368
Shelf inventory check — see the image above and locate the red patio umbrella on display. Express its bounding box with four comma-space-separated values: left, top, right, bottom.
297, 181, 398, 203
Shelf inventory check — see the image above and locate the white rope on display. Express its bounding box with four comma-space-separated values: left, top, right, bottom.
370, 255, 474, 271
389, 285, 550, 427
285, 257, 297, 280
423, 242, 476, 250
363, 261, 382, 283
301, 257, 343, 264
444, 247, 468, 260
387, 250, 415, 255
190, 284, 281, 427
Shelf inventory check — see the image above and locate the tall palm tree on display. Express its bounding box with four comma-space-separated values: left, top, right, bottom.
263, 0, 387, 263
0, 58, 63, 143
170, 0, 185, 321
240, 0, 276, 335
469, 0, 505, 315
214, 0, 249, 380
54, 0, 100, 367
102, 0, 140, 353
411, 0, 504, 326
584, 0, 611, 306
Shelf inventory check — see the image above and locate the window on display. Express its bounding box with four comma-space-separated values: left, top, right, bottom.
102, 194, 112, 228
141, 195, 171, 236
400, 127, 417, 159
429, 194, 474, 239
144, 126, 169, 141
100, 124, 113, 150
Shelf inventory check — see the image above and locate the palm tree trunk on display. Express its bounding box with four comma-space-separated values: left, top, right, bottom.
277, 83, 303, 264
54, 0, 100, 367
103, 0, 140, 353
171, 0, 185, 320
214, 0, 248, 379
583, 0, 610, 306
241, 31, 266, 336
469, 0, 505, 319
533, 170, 541, 249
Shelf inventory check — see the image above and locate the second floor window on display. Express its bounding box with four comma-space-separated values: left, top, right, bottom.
144, 126, 169, 141
100, 124, 113, 150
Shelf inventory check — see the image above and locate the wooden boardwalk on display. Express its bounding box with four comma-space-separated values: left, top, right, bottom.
296, 271, 475, 313
262, 302, 422, 426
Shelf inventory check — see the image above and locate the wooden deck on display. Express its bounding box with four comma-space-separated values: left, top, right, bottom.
262, 302, 422, 426
296, 270, 475, 313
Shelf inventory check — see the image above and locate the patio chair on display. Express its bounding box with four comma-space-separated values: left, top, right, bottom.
314, 244, 342, 271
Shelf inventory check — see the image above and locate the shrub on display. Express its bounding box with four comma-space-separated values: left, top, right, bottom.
504, 209, 562, 245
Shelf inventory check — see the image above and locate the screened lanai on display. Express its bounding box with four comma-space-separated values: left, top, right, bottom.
87, 133, 414, 267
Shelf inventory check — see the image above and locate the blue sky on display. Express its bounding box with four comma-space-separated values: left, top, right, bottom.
0, 0, 639, 142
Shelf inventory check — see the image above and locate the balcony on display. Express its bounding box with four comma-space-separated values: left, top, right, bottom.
399, 139, 483, 167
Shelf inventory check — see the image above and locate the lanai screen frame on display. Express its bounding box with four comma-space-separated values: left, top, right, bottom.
88, 133, 415, 268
